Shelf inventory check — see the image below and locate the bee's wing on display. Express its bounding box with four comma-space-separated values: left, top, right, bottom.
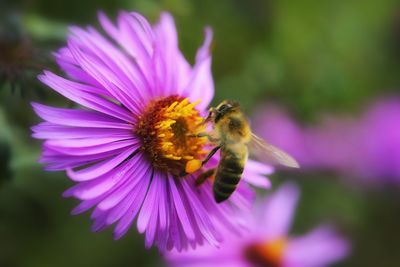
249, 133, 300, 168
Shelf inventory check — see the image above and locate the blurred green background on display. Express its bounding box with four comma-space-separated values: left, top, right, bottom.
1, 0, 400, 266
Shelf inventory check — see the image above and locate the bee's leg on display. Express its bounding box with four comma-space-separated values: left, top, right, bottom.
187, 132, 208, 138
195, 168, 216, 186
203, 107, 216, 123
201, 145, 221, 167
187, 132, 220, 143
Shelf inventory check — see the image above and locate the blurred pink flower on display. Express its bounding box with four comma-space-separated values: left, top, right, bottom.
166, 182, 349, 267
356, 98, 400, 182
252, 105, 311, 166
253, 98, 400, 184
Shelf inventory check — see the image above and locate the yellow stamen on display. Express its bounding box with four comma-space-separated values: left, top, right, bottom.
165, 101, 179, 112
135, 96, 209, 176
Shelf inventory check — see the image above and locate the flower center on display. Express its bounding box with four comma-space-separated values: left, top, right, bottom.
244, 238, 287, 267
135, 95, 207, 176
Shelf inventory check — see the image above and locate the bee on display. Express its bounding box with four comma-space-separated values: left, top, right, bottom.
185, 100, 299, 203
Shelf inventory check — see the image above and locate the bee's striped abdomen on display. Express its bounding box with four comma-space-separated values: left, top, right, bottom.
213, 147, 246, 203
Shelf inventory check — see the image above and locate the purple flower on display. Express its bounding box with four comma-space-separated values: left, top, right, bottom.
31, 11, 273, 251
166, 182, 349, 267
355, 98, 400, 182
254, 98, 400, 184
252, 105, 310, 167
253, 105, 360, 170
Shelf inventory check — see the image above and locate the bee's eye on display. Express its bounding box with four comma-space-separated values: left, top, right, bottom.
218, 104, 227, 110
218, 104, 232, 112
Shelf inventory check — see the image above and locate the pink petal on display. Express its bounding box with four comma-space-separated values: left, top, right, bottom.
32, 123, 132, 140
168, 176, 196, 241
68, 39, 144, 115
285, 225, 350, 267
113, 167, 153, 239
32, 103, 131, 129
184, 27, 214, 110
66, 145, 139, 181
38, 71, 134, 122
137, 172, 162, 233
70, 26, 150, 105
45, 139, 137, 156
261, 182, 300, 239
63, 154, 143, 199
105, 179, 147, 225
96, 156, 149, 210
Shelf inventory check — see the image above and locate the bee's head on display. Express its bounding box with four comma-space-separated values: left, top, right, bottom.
206, 100, 241, 123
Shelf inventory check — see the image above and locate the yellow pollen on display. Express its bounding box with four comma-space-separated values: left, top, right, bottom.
185, 159, 202, 174
135, 96, 208, 176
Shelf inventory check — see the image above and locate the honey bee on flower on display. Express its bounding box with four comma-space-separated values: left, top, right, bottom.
183, 100, 299, 203
32, 11, 274, 251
